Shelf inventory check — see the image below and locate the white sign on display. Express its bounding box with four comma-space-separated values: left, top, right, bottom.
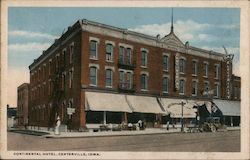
175, 53, 180, 90
67, 108, 75, 115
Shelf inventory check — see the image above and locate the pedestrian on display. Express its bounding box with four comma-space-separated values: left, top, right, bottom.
166, 121, 169, 130
54, 116, 61, 135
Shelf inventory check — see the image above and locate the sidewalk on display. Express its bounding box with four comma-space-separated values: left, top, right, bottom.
45, 128, 181, 138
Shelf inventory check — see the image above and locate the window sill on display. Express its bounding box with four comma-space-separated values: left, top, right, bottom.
163, 70, 169, 72
90, 57, 98, 61
192, 94, 197, 97
141, 89, 148, 92
140, 66, 147, 69
192, 74, 197, 77
89, 84, 97, 87
179, 93, 185, 95
106, 60, 114, 63
203, 76, 208, 78
105, 86, 113, 89
180, 72, 185, 75
163, 91, 169, 94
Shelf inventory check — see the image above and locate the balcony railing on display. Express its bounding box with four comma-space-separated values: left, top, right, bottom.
117, 59, 136, 70
118, 83, 135, 93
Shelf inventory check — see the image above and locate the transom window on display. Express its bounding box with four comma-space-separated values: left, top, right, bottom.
141, 74, 148, 90
163, 55, 169, 71
106, 44, 113, 62
90, 40, 98, 59
163, 77, 169, 93
105, 69, 113, 87
179, 58, 186, 73
141, 50, 148, 67
89, 67, 97, 86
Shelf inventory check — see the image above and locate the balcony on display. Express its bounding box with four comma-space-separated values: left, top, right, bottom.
117, 59, 136, 70
118, 83, 135, 93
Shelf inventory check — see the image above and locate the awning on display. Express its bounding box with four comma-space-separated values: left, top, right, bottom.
85, 92, 132, 113
126, 95, 165, 114
159, 98, 198, 118
213, 100, 240, 116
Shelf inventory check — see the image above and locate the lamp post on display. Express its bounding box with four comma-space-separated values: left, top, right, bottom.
181, 100, 184, 132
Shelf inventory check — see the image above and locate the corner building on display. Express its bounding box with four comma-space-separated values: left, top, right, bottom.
29, 19, 240, 130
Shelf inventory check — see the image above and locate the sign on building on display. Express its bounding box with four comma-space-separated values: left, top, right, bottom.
67, 108, 75, 115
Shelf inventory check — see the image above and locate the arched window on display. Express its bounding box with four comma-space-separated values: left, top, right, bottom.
106, 44, 113, 61
179, 79, 185, 94
163, 55, 169, 71
163, 77, 169, 93
90, 40, 98, 59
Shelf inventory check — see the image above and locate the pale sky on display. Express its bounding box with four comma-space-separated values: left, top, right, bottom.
8, 7, 240, 107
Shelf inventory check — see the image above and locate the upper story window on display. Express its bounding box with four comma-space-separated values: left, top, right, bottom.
127, 48, 132, 65
163, 55, 169, 71
179, 58, 186, 73
141, 74, 148, 90
56, 55, 60, 71
62, 49, 66, 66
179, 79, 185, 95
106, 43, 113, 62
89, 67, 97, 86
204, 81, 210, 96
214, 83, 220, 98
61, 73, 66, 91
163, 77, 169, 93
49, 60, 52, 75
90, 40, 98, 59
204, 62, 209, 77
69, 69, 74, 89
127, 72, 133, 89
105, 69, 113, 88
192, 60, 198, 76
215, 64, 220, 79
192, 80, 198, 96
69, 43, 74, 64
141, 49, 148, 67
119, 46, 125, 64
119, 71, 126, 88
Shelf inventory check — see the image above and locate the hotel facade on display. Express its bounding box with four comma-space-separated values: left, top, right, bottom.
28, 19, 241, 130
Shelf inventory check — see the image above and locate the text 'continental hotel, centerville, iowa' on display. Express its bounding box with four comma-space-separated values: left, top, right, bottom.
28, 18, 241, 131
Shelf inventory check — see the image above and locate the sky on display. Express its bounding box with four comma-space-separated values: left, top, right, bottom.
7, 7, 240, 107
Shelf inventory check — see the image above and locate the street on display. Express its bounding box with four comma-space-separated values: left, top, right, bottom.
8, 130, 240, 152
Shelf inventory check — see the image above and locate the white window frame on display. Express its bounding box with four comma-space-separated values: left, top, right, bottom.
203, 62, 209, 78
89, 65, 98, 87
141, 48, 148, 68
179, 78, 186, 95
105, 69, 113, 88
105, 42, 114, 62
89, 37, 99, 60
162, 75, 169, 94
214, 64, 220, 79
192, 80, 198, 96
179, 57, 186, 74
163, 53, 169, 72
192, 59, 198, 76
140, 73, 148, 91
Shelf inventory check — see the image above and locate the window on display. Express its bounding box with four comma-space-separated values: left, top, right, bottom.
90, 40, 98, 59
69, 69, 73, 88
163, 77, 169, 93
179, 79, 185, 95
204, 81, 210, 96
62, 49, 66, 66
179, 58, 186, 73
214, 83, 220, 98
119, 71, 125, 88
204, 62, 209, 77
70, 43, 74, 64
105, 69, 113, 88
127, 72, 133, 89
127, 48, 132, 65
106, 44, 113, 61
49, 60, 52, 75
141, 50, 148, 67
56, 55, 59, 71
163, 55, 169, 71
119, 46, 125, 64
192, 60, 197, 75
89, 67, 97, 86
192, 81, 198, 96
62, 73, 66, 91
215, 64, 219, 79
141, 74, 148, 90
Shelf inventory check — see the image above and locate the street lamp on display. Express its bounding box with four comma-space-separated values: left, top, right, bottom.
181, 100, 184, 132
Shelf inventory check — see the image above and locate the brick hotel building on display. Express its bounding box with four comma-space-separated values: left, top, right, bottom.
28, 19, 241, 130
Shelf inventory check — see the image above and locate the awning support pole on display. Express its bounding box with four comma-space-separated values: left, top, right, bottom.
104, 111, 107, 125
231, 116, 233, 127
124, 112, 128, 124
